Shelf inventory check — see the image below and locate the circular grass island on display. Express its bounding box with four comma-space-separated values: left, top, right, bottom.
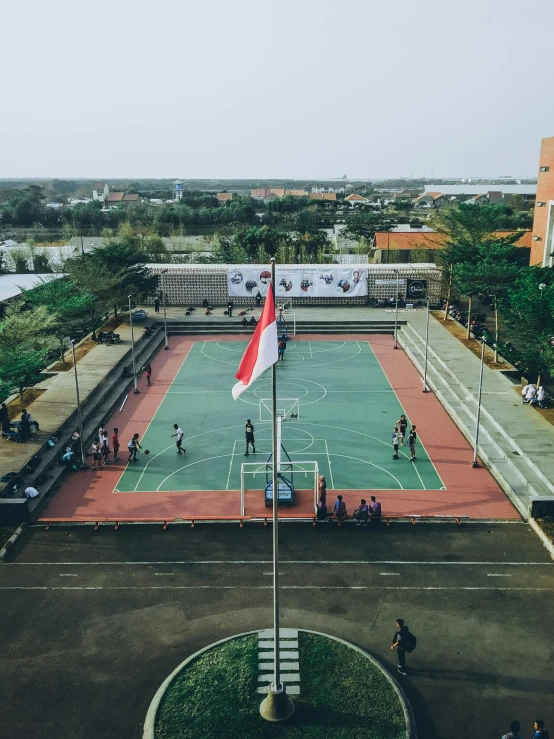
146, 630, 414, 739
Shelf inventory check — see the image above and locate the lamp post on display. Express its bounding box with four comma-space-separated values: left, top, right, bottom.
128, 295, 140, 394
71, 340, 88, 469
422, 295, 430, 392
472, 338, 486, 468
161, 269, 169, 350
393, 269, 400, 349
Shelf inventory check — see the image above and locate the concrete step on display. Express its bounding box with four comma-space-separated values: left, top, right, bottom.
258, 673, 300, 683
259, 650, 299, 660
258, 640, 299, 650
257, 685, 301, 695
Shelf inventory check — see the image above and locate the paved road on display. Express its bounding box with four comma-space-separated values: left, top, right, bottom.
1, 522, 553, 739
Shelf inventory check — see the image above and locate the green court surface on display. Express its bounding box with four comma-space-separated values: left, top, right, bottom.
115, 340, 444, 493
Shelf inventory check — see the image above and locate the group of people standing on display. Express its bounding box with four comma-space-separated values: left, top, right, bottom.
392, 414, 417, 462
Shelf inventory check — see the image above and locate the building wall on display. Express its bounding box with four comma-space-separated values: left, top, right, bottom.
531, 136, 554, 265
148, 263, 442, 306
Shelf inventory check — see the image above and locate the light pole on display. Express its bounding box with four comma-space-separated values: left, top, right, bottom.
422, 295, 430, 392
71, 340, 88, 469
393, 269, 400, 349
161, 269, 169, 350
472, 338, 486, 468
128, 295, 140, 394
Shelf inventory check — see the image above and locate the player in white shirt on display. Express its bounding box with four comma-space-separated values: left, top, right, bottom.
171, 424, 186, 454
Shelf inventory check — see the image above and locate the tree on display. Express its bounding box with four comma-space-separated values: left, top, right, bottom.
500, 269, 554, 383
341, 211, 394, 243
77, 241, 158, 318
457, 241, 520, 361
0, 349, 49, 401
0, 305, 56, 399
434, 203, 523, 332
22, 279, 95, 361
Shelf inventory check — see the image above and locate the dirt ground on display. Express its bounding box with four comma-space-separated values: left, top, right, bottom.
5, 388, 46, 419
431, 311, 512, 370
49, 316, 124, 372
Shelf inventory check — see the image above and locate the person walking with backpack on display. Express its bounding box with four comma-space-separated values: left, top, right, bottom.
390, 618, 416, 676
500, 720, 523, 739
532, 720, 549, 739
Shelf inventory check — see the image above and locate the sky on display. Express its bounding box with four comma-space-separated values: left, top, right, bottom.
2, 0, 554, 179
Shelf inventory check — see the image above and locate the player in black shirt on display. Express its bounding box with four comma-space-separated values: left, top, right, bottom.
244, 419, 256, 456
408, 425, 417, 461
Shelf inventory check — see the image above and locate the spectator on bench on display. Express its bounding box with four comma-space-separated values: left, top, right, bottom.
354, 499, 369, 526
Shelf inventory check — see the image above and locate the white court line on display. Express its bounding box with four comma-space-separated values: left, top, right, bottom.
309, 341, 313, 358
59, 573, 78, 577
380, 573, 400, 576
0, 586, 552, 592
154, 573, 175, 576
122, 345, 196, 492
324, 439, 335, 489
226, 440, 237, 491
367, 341, 440, 489
11, 560, 551, 566
156, 454, 236, 491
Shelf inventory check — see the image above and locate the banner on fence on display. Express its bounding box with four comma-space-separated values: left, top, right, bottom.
227, 267, 368, 298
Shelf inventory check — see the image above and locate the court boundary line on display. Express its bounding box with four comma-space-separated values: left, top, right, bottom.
226, 440, 237, 490
113, 343, 196, 493
368, 339, 444, 490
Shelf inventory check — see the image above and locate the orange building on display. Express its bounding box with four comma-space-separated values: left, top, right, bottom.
531, 135, 554, 265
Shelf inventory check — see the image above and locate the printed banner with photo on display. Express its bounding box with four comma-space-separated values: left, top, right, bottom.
227, 267, 368, 298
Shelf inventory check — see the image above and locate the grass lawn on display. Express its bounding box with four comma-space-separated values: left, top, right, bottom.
154, 632, 406, 739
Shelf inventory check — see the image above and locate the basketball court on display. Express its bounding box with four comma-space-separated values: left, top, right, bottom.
41, 333, 518, 522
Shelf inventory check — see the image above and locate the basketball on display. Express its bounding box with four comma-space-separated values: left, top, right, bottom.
144, 449, 150, 455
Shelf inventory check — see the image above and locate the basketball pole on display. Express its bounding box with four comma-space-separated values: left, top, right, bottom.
260, 259, 294, 722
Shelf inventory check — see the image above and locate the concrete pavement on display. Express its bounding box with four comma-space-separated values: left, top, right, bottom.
0, 522, 552, 739
400, 311, 554, 518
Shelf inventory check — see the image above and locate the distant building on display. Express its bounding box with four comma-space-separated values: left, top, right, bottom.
217, 192, 233, 204
92, 182, 109, 202
425, 183, 536, 201
173, 180, 184, 201
413, 192, 449, 209
309, 193, 337, 201
373, 230, 532, 263
344, 193, 367, 207
531, 135, 554, 266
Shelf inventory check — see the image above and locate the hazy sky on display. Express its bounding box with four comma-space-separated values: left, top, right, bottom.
2, 0, 554, 179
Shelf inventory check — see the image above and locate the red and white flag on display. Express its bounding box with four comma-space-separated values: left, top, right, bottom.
232, 284, 278, 400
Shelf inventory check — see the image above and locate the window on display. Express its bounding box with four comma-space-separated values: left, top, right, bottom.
540, 166, 550, 172
537, 202, 545, 207
533, 236, 542, 241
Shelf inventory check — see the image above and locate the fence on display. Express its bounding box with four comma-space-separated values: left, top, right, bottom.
149, 263, 443, 306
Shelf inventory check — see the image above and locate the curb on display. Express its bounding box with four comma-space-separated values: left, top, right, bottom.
142, 629, 416, 739
529, 519, 554, 561
0, 522, 27, 562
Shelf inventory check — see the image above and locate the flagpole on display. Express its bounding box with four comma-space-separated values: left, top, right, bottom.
260, 258, 294, 722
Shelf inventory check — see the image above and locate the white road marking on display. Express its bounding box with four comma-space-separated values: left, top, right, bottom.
154, 573, 175, 576
7, 560, 553, 566
0, 586, 552, 592
380, 572, 400, 576
487, 573, 512, 577
59, 573, 78, 577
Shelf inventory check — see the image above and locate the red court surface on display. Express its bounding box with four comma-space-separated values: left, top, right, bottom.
41, 334, 518, 523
